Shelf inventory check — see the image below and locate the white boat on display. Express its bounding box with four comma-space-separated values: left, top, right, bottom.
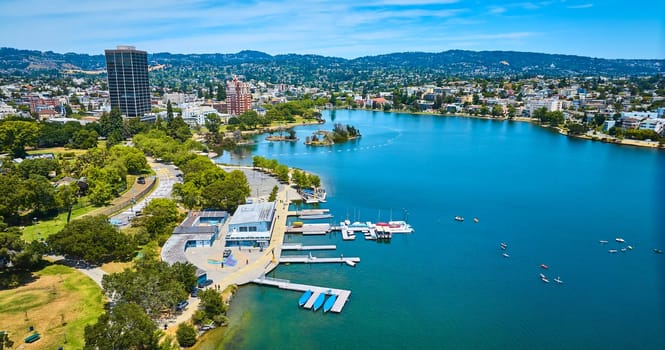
502, 253, 510, 258
615, 238, 625, 243
383, 221, 414, 234
620, 248, 627, 252
541, 277, 550, 283
539, 273, 546, 279
599, 240, 608, 244
608, 249, 618, 253
500, 242, 508, 250
627, 245, 633, 250
473, 217, 479, 223
554, 277, 563, 284
454, 216, 464, 222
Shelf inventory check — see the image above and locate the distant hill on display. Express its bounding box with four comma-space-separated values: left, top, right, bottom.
1, 47, 663, 80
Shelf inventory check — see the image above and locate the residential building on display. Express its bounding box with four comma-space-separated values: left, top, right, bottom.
226, 76, 252, 116
639, 118, 665, 136
105, 45, 150, 117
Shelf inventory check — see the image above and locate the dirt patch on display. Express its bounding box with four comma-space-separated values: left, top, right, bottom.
100, 261, 133, 274
0, 265, 104, 349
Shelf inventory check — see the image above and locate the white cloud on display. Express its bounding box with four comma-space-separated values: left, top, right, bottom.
489, 6, 507, 14
567, 3, 593, 9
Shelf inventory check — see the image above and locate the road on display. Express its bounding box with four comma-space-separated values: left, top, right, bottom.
110, 158, 182, 227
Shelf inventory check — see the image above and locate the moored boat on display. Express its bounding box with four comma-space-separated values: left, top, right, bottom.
615, 237, 625, 243
299, 290, 313, 307
502, 253, 510, 258
323, 294, 338, 313
608, 249, 618, 253
454, 216, 464, 222
554, 276, 564, 284
654, 248, 663, 254
540, 264, 549, 270
599, 240, 608, 244
541, 276, 550, 283
312, 293, 326, 311
473, 217, 479, 223
500, 242, 507, 250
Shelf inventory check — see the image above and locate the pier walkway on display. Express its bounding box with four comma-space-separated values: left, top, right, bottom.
282, 243, 337, 251
285, 223, 331, 234
288, 209, 330, 216
279, 255, 360, 265
253, 276, 351, 313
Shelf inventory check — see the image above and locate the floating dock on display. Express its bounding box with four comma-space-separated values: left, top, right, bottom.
298, 214, 334, 220
285, 223, 331, 234
282, 243, 337, 251
288, 209, 330, 216
253, 276, 351, 313
279, 255, 360, 265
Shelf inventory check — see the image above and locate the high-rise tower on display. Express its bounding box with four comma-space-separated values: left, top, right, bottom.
105, 45, 150, 117
226, 76, 252, 116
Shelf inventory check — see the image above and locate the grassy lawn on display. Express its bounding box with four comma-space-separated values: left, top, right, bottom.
22, 205, 98, 242
0, 264, 104, 349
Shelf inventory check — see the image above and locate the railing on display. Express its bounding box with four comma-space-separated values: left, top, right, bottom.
95, 176, 157, 217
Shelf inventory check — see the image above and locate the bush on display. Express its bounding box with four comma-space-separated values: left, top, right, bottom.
176, 323, 197, 347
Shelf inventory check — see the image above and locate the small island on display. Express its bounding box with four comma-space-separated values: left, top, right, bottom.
266, 129, 298, 142
305, 123, 361, 146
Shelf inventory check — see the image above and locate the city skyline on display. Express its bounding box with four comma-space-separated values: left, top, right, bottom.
0, 0, 663, 59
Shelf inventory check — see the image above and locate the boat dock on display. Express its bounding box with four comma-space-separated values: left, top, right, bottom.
253, 276, 351, 313
279, 254, 360, 265
288, 209, 330, 216
285, 223, 331, 234
282, 243, 337, 251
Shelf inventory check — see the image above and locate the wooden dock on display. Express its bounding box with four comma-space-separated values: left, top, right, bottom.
282, 243, 337, 251
252, 276, 351, 313
285, 223, 331, 234
279, 255, 360, 265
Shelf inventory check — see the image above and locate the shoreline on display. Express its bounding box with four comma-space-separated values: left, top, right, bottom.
341, 107, 663, 150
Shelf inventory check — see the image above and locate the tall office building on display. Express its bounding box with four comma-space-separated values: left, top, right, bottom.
105, 46, 150, 117
226, 76, 252, 116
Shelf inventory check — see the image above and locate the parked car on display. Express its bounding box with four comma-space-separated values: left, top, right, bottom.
223, 249, 231, 258
175, 301, 189, 311
190, 288, 200, 298
198, 279, 213, 289
137, 176, 146, 184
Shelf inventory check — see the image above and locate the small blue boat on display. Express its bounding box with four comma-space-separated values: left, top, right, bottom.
312, 293, 326, 311
298, 290, 313, 307
323, 294, 337, 313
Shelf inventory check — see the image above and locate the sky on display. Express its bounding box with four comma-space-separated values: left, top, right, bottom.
1, 0, 664, 59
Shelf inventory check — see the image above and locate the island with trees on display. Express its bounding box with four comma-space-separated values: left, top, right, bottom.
305, 123, 361, 146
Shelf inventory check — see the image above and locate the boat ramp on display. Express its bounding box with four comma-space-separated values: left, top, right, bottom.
253, 276, 351, 313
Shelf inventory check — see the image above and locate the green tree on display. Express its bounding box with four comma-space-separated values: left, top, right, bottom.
99, 108, 124, 138
201, 170, 250, 211
133, 198, 180, 238
216, 83, 226, 101
491, 105, 503, 117
176, 323, 197, 347
84, 302, 159, 350
0, 120, 40, 157
57, 184, 79, 223
268, 185, 279, 202
101, 259, 189, 320
70, 129, 99, 149
166, 100, 174, 124
205, 114, 221, 133
47, 215, 135, 264
199, 288, 226, 323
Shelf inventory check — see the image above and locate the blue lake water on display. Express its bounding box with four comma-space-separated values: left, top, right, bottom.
207, 110, 665, 349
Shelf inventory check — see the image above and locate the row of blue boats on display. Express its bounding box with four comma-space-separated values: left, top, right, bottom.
298, 289, 338, 312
